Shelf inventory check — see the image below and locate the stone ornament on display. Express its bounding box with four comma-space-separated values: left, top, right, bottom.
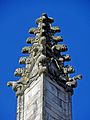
7, 13, 82, 96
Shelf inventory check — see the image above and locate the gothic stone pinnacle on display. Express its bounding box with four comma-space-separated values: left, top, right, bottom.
7, 13, 82, 96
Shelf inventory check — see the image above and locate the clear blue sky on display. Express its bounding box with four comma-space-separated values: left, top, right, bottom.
0, 0, 89, 120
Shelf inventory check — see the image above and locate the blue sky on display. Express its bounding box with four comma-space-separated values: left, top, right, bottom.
0, 0, 90, 120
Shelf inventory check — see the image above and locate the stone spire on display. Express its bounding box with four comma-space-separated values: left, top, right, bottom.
7, 13, 82, 120
7, 13, 82, 96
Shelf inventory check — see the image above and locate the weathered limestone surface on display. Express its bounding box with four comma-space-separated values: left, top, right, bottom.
24, 75, 43, 120
20, 74, 72, 120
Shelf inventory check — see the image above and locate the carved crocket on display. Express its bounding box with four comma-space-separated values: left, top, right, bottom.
66, 75, 82, 88
63, 65, 75, 74
14, 68, 26, 77
52, 44, 68, 53
7, 81, 24, 96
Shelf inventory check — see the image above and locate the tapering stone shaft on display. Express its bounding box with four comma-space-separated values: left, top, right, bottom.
17, 74, 72, 120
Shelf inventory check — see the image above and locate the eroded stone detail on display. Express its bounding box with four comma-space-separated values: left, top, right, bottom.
7, 13, 82, 96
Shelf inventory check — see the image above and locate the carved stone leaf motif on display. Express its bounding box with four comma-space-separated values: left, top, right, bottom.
7, 13, 82, 96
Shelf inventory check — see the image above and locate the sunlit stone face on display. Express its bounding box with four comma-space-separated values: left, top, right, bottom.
24, 76, 43, 120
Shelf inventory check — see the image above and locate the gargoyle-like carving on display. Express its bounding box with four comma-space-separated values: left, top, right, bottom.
7, 81, 24, 96
66, 75, 82, 88
36, 54, 47, 73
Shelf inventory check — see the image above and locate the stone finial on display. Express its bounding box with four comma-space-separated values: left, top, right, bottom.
7, 13, 82, 96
